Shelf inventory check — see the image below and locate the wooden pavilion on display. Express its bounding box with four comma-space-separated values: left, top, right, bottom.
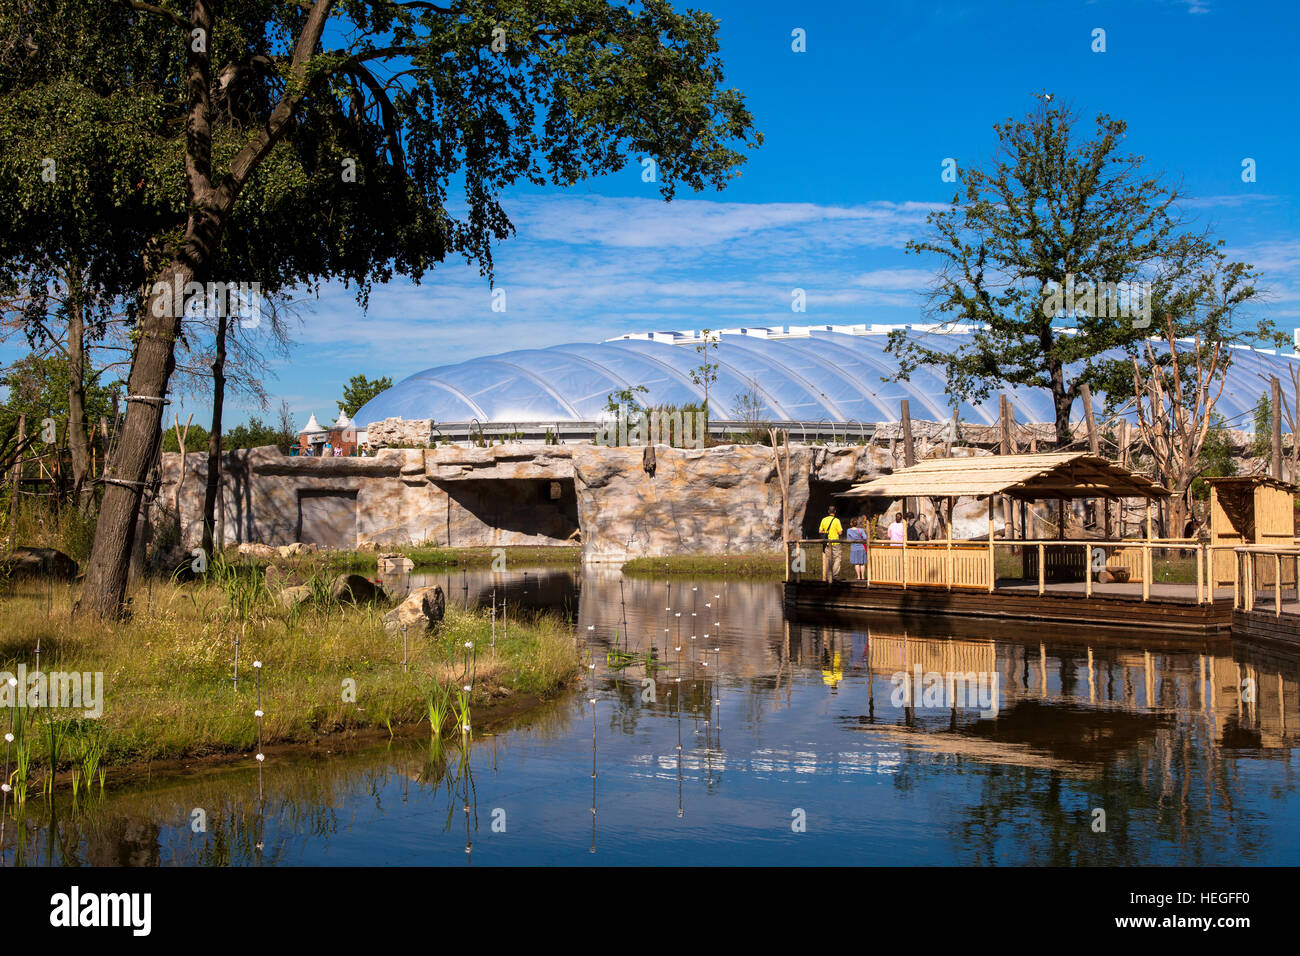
829, 452, 1171, 596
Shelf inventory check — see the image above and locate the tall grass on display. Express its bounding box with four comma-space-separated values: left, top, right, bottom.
0, 576, 579, 770
2, 497, 98, 563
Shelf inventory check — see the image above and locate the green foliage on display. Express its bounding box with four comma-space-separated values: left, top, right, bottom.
0, 353, 114, 445
887, 96, 1276, 445
1250, 393, 1272, 458
225, 417, 287, 451
688, 329, 720, 422
0, 0, 761, 319
338, 375, 393, 419
1192, 413, 1238, 502
160, 416, 286, 453
160, 422, 211, 454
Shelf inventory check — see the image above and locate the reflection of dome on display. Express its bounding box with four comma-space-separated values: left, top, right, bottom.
299, 413, 326, 435
353, 325, 1300, 428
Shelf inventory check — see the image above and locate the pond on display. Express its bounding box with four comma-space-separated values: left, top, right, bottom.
4, 567, 1299, 866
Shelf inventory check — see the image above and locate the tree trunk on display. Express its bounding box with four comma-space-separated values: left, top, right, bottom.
79, 265, 189, 617
66, 271, 93, 511
201, 311, 227, 558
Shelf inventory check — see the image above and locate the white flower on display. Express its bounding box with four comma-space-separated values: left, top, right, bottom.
254, 709, 263, 718
3, 733, 11, 743
253, 660, 263, 668
256, 753, 265, 762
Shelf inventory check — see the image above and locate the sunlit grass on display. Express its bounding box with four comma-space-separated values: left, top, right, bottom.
0, 576, 579, 771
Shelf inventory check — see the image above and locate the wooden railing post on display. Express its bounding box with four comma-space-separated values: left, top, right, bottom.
1276, 553, 1283, 617
1084, 542, 1092, 598
1037, 542, 1045, 595
901, 528, 907, 590
1196, 544, 1204, 605
987, 496, 995, 593
1142, 542, 1151, 602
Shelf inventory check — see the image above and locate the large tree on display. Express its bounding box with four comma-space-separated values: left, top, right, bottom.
2, 0, 759, 617
338, 374, 393, 419
890, 97, 1219, 447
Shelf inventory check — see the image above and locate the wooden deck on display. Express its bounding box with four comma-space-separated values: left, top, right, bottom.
784, 578, 1237, 637
1232, 601, 1300, 649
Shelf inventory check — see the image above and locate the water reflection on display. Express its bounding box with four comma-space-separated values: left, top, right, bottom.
3, 568, 1299, 865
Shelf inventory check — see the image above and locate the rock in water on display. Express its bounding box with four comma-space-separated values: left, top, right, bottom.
3, 547, 78, 581
383, 585, 445, 636
331, 572, 387, 605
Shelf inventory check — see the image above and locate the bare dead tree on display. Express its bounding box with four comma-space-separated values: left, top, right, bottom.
1279, 364, 1300, 484
1131, 315, 1228, 538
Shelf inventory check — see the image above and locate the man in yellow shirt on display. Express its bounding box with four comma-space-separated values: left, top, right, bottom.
819, 505, 844, 582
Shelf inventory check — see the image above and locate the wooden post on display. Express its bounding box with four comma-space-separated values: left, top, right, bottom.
900, 400, 915, 468
1085, 541, 1092, 598
865, 505, 872, 588
945, 496, 953, 591
1037, 542, 1045, 595
987, 496, 995, 593
1143, 499, 1152, 602
1080, 383, 1099, 456
1272, 375, 1283, 480
999, 394, 1011, 456
1196, 544, 1205, 605
900, 399, 915, 523
999, 395, 1013, 540
7, 413, 25, 549
901, 519, 907, 590
1276, 553, 1283, 617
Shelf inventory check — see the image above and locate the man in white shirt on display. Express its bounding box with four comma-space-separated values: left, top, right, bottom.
887, 512, 907, 546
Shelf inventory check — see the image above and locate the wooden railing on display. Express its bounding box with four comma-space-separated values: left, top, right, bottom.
1234, 546, 1300, 616
787, 535, 1288, 605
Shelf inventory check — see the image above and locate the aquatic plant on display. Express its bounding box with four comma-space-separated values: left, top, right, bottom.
74, 722, 107, 798
42, 713, 68, 800
427, 682, 450, 737
9, 706, 30, 804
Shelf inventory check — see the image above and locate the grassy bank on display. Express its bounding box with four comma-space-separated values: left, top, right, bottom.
309, 544, 582, 572
0, 576, 580, 791
621, 553, 785, 577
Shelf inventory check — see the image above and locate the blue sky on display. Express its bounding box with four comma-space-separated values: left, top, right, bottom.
26, 0, 1300, 429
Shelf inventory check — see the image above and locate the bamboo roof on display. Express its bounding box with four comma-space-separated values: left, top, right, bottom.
839, 452, 1169, 500
1203, 475, 1298, 493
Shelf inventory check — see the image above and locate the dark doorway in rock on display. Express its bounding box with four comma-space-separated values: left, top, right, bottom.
298, 490, 358, 549
438, 478, 579, 546
801, 480, 864, 538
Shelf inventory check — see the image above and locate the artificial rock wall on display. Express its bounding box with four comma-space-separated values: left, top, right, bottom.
154, 441, 955, 562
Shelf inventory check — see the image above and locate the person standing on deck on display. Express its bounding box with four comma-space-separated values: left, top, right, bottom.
819, 505, 844, 582
846, 516, 868, 580
888, 512, 907, 546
